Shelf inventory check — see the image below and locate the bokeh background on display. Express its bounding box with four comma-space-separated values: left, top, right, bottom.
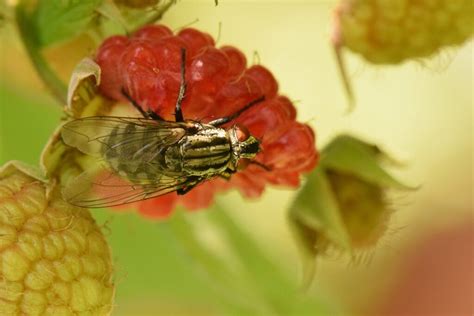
1, 1, 472, 315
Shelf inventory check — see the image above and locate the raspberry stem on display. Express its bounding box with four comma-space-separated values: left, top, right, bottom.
15, 2, 68, 105
128, 0, 176, 33
333, 44, 355, 112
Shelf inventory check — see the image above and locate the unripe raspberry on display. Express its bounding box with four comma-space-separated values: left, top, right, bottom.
333, 0, 474, 64
0, 163, 115, 316
290, 135, 411, 283
291, 170, 391, 259
326, 170, 391, 248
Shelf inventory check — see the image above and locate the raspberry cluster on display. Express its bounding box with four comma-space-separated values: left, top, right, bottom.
96, 25, 318, 218
333, 0, 473, 64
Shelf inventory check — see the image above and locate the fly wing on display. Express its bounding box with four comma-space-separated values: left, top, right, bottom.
62, 161, 200, 208
61, 116, 196, 208
61, 116, 186, 160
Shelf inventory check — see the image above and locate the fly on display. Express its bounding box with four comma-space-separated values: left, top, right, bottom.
61, 48, 268, 208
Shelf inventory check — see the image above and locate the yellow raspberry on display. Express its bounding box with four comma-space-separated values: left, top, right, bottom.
0, 163, 115, 316
333, 0, 474, 64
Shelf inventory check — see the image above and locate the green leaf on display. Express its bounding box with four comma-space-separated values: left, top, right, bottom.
320, 135, 413, 190
33, 0, 103, 47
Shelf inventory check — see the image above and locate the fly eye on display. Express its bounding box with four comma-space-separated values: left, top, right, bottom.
235, 124, 250, 142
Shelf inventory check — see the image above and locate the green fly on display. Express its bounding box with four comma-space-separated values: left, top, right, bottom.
61, 48, 268, 208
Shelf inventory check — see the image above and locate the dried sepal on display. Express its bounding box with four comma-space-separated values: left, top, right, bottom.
67, 58, 101, 114
1, 160, 47, 183
42, 58, 112, 184
289, 134, 413, 285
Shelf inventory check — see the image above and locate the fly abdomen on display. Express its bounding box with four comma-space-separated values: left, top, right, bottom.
103, 123, 162, 181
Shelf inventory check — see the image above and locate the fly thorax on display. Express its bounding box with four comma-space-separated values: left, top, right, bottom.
176, 127, 232, 176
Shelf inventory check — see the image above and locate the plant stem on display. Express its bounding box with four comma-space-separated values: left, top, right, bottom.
15, 3, 68, 105
129, 0, 175, 33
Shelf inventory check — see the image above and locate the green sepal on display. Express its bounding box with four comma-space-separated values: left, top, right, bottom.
289, 167, 352, 289
290, 168, 352, 252
320, 135, 413, 190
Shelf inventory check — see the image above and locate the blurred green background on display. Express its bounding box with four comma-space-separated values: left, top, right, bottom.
1, 1, 472, 315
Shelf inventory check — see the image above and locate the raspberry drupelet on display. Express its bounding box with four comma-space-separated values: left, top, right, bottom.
96, 24, 319, 218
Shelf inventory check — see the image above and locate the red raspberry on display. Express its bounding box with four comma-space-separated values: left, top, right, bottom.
189, 47, 230, 94
245, 65, 279, 99
95, 24, 320, 218
178, 28, 215, 58
221, 46, 247, 79
133, 24, 173, 41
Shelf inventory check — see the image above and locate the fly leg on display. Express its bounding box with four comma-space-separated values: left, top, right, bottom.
121, 88, 164, 121
249, 160, 272, 171
218, 162, 270, 180
174, 48, 187, 122
177, 176, 202, 195
218, 168, 236, 181
208, 96, 265, 127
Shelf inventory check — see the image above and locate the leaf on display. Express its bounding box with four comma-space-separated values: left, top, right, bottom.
33, 0, 103, 47
320, 135, 413, 190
